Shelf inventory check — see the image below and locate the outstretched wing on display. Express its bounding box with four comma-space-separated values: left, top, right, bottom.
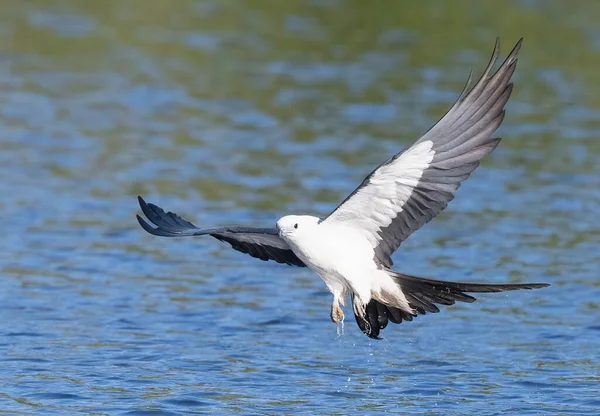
136, 196, 306, 267
322, 38, 522, 268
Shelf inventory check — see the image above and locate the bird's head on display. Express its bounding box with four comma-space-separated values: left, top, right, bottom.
276, 215, 320, 243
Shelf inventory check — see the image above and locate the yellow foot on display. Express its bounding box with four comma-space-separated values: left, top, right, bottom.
330, 304, 344, 324
330, 304, 345, 337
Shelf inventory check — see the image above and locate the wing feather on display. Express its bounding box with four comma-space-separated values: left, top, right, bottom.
322, 38, 522, 267
136, 196, 306, 267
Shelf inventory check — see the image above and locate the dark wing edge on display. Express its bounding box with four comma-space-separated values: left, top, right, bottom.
416, 36, 522, 148
324, 38, 523, 269
136, 196, 306, 267
136, 196, 205, 237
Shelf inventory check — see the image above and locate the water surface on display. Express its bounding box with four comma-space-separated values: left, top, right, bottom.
1, 1, 599, 414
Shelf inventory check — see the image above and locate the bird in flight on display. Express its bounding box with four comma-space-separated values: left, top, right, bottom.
137, 39, 548, 339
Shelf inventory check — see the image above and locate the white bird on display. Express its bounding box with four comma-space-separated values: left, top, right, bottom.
137, 38, 548, 339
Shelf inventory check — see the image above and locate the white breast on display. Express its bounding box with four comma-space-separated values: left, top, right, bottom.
287, 222, 377, 298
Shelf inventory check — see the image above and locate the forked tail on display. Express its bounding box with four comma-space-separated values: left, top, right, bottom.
354, 271, 549, 339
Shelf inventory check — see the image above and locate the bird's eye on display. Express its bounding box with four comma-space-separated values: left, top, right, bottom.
294, 223, 298, 229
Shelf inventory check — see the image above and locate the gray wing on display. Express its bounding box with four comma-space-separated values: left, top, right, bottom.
322, 38, 522, 268
136, 196, 306, 267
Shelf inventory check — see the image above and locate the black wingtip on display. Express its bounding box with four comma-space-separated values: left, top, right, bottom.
515, 37, 524, 50
493, 37, 523, 56
136, 213, 175, 237
484, 37, 523, 77
136, 196, 154, 234
137, 195, 152, 219
136, 213, 157, 235
510, 37, 523, 56
502, 37, 523, 68
486, 37, 502, 73
525, 283, 550, 289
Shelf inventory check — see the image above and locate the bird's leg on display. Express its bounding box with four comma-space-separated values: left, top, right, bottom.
330, 295, 345, 336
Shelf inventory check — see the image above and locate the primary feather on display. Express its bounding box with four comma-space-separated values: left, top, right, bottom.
322, 38, 522, 268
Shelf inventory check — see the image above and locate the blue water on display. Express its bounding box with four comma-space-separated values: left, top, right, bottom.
1, 1, 600, 414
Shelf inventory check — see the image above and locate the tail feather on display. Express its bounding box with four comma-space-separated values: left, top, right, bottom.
395, 272, 549, 313
354, 272, 549, 339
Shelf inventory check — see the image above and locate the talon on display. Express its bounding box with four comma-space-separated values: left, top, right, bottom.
330, 304, 344, 324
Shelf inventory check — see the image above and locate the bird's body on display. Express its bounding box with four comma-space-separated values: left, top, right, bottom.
136, 38, 550, 339
277, 215, 410, 329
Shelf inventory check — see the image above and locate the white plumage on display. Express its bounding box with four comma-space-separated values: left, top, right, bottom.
277, 209, 412, 331
324, 140, 436, 249
137, 39, 549, 339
